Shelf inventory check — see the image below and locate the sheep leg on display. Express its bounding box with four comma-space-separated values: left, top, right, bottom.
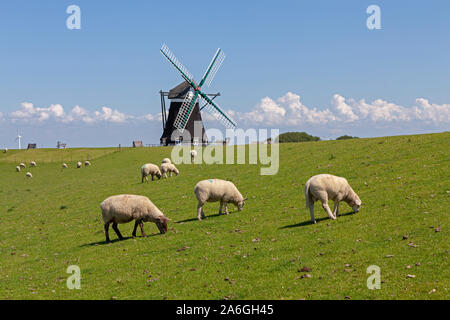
132, 221, 139, 238
322, 201, 336, 220
225, 203, 229, 215
139, 222, 146, 237
104, 222, 111, 243
197, 204, 204, 221
333, 202, 339, 218
309, 203, 316, 224
151, 174, 155, 181
112, 222, 124, 240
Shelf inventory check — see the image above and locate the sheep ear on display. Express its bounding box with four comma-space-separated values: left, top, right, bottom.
243, 198, 248, 201
160, 216, 170, 222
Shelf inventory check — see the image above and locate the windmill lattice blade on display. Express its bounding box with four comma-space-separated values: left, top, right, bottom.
201, 49, 226, 88
160, 44, 194, 84
201, 97, 236, 129
174, 91, 199, 132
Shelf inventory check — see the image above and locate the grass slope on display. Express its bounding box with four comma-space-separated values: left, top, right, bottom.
0, 132, 448, 300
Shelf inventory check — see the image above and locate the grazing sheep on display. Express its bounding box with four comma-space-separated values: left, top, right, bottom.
85, 161, 91, 167
141, 163, 162, 183
160, 163, 179, 179
16, 166, 21, 172
305, 174, 362, 224
161, 158, 171, 164
3, 148, 8, 153
76, 162, 82, 168
100, 194, 170, 243
30, 161, 37, 167
62, 163, 68, 169
26, 172, 33, 179
194, 179, 247, 221
190, 150, 197, 162
19, 163, 26, 168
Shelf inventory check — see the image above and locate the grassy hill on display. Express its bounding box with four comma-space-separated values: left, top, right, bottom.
0, 132, 448, 300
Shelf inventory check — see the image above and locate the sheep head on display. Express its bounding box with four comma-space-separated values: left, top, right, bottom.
156, 216, 170, 234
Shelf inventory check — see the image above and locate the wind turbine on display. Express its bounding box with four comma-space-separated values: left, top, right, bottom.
15, 130, 22, 150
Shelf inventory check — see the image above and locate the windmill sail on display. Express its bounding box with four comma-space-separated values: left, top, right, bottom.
160, 44, 195, 85
200, 93, 236, 129
200, 48, 226, 88
173, 90, 199, 131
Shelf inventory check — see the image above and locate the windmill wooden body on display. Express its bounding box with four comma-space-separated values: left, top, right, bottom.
159, 45, 236, 146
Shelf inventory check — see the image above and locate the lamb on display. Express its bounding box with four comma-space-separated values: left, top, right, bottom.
26, 172, 33, 179
16, 166, 21, 172
19, 163, 26, 168
30, 161, 37, 167
141, 163, 162, 183
161, 158, 171, 164
62, 163, 68, 169
100, 194, 170, 243
194, 179, 247, 220
304, 174, 362, 224
190, 150, 197, 162
160, 163, 179, 179
85, 161, 91, 167
76, 162, 82, 168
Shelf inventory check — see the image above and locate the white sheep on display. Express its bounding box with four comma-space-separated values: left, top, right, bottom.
85, 161, 91, 167
26, 172, 33, 179
30, 161, 37, 167
62, 163, 68, 169
76, 162, 82, 168
19, 163, 26, 168
100, 194, 170, 243
305, 174, 362, 224
16, 166, 21, 172
141, 163, 162, 183
160, 163, 179, 179
194, 179, 247, 221
190, 150, 197, 162
161, 158, 171, 164
3, 148, 8, 153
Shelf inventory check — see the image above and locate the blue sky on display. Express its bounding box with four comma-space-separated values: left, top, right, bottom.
0, 0, 449, 147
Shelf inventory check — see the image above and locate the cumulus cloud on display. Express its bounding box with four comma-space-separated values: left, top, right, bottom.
236, 92, 336, 126
233, 92, 450, 127
7, 102, 160, 125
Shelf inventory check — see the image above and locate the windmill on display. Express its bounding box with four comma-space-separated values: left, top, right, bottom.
159, 44, 236, 146
15, 130, 22, 150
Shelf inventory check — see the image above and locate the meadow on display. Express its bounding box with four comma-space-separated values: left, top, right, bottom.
0, 132, 448, 300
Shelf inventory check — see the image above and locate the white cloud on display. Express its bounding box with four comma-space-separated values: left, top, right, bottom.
7, 102, 160, 125
332, 94, 359, 122
413, 98, 450, 124
232, 92, 450, 127
94, 107, 130, 123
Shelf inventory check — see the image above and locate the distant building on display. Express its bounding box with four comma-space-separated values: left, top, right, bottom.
27, 144, 37, 150
133, 141, 143, 148
57, 141, 67, 149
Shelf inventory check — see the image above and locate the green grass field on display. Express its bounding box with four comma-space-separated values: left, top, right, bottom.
0, 132, 448, 300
